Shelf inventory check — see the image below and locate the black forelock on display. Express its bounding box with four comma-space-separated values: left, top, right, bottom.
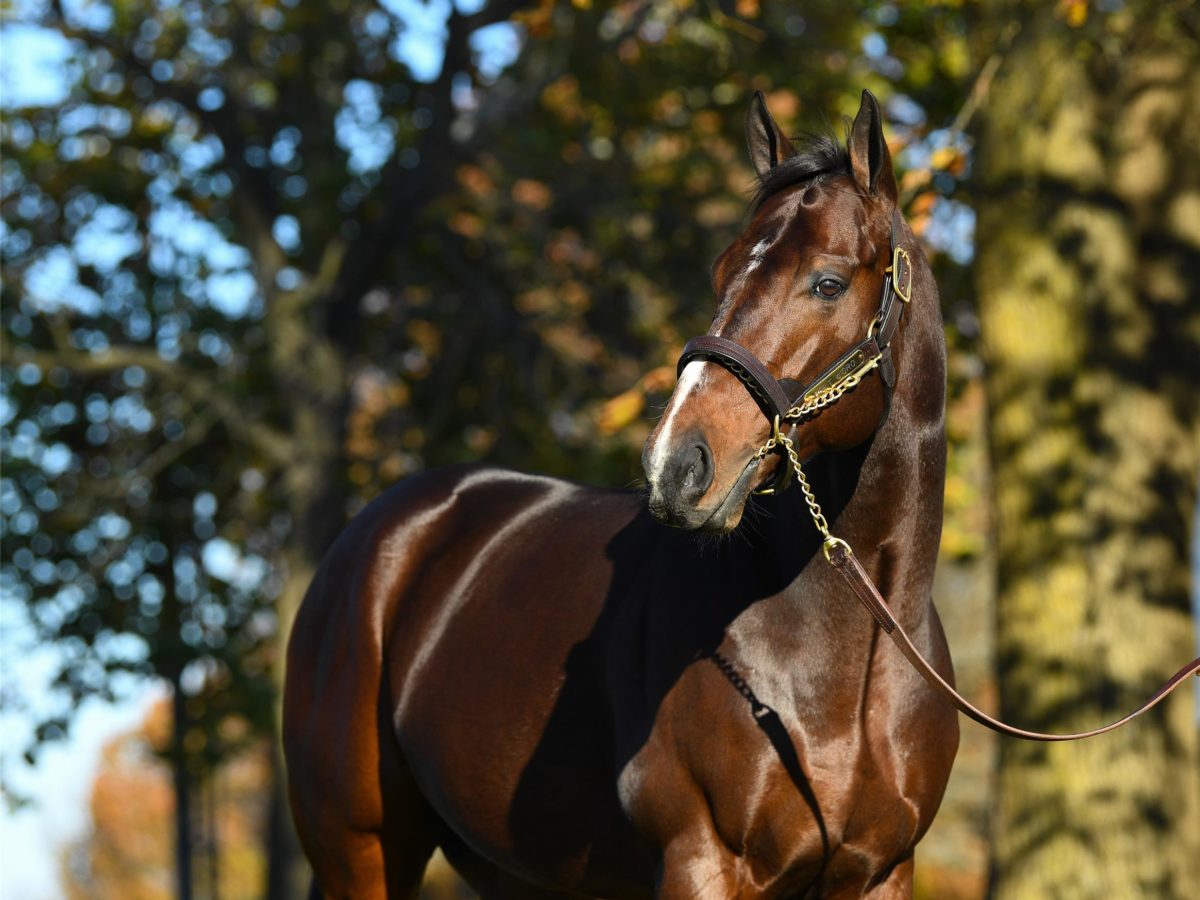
751, 132, 851, 210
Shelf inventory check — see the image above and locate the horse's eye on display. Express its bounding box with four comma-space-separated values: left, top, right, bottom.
814, 278, 845, 299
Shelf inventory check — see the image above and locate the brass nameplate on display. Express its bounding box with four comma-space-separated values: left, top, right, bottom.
804, 349, 866, 404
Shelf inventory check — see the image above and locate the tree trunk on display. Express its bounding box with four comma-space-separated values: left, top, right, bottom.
265, 740, 307, 900
206, 773, 220, 900
973, 4, 1200, 897
170, 672, 194, 900
260, 326, 349, 897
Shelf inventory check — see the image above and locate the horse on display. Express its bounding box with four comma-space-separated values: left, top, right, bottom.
283, 89, 959, 899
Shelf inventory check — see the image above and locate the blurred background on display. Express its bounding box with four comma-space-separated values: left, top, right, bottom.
1, 0, 1197, 897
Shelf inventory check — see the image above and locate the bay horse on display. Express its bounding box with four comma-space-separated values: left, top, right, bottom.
284, 90, 959, 898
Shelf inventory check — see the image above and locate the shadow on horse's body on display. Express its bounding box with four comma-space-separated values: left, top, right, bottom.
284, 91, 959, 899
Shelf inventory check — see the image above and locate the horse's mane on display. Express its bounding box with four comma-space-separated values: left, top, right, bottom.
752, 132, 850, 210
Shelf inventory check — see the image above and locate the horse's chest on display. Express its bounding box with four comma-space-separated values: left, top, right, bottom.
624, 720, 829, 846
616, 659, 917, 895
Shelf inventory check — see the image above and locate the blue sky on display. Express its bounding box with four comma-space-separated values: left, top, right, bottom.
0, 19, 72, 107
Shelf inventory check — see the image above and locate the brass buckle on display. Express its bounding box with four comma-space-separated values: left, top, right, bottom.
822, 536, 852, 563
885, 246, 913, 303
752, 416, 784, 496
866, 313, 883, 341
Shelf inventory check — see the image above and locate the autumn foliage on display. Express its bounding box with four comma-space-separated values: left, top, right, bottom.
61, 699, 270, 899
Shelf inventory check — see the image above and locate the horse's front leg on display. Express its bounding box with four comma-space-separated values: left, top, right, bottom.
861, 855, 914, 900
655, 830, 751, 900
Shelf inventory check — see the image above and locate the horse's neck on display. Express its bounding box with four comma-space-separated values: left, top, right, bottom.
768, 337, 946, 619
844, 337, 945, 613
848, 408, 943, 599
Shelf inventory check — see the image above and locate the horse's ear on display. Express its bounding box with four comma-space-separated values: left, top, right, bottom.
746, 91, 795, 180
847, 90, 897, 203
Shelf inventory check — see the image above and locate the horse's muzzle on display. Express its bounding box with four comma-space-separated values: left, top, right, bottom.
644, 435, 763, 533
644, 435, 714, 528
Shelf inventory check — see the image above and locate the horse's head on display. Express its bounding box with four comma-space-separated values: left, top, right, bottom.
644, 90, 907, 532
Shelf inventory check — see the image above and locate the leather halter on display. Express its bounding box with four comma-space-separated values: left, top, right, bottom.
669, 208, 1200, 742
677, 208, 911, 426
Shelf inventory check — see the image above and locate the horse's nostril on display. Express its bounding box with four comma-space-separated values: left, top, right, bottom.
681, 442, 714, 501
683, 446, 702, 485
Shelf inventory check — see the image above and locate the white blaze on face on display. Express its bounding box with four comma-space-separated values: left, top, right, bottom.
743, 237, 773, 276
647, 232, 779, 486
648, 360, 707, 485
723, 234, 779, 309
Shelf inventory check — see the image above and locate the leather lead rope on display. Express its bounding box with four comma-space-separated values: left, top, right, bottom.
826, 543, 1200, 741
760, 422, 1200, 741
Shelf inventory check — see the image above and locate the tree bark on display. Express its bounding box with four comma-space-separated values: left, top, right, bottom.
974, 4, 1200, 897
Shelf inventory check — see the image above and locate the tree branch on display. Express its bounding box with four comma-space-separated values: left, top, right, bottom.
321, 0, 538, 352
5, 336, 294, 470
96, 404, 221, 499
949, 20, 1020, 136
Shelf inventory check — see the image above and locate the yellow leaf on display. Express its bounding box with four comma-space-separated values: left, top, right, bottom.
1057, 0, 1088, 27
512, 178, 553, 210
911, 191, 937, 215
597, 388, 645, 435
448, 211, 484, 239
900, 168, 932, 193
930, 146, 958, 171
407, 319, 442, 356
642, 366, 676, 394
457, 164, 495, 197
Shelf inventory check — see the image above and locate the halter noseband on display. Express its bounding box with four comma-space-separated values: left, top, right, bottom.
676, 208, 912, 491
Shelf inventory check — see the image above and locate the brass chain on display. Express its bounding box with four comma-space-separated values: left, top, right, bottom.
764, 424, 854, 562
755, 421, 829, 534
779, 431, 830, 538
